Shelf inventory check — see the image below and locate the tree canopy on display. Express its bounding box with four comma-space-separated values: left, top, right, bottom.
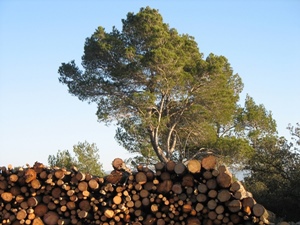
58, 7, 248, 163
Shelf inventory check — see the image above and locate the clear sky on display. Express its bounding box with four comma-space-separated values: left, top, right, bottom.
0, 1, 299, 172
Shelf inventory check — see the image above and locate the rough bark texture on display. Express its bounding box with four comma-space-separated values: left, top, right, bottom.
0, 157, 275, 225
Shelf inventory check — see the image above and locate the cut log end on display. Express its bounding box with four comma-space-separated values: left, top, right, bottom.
112, 158, 124, 170
187, 159, 201, 174
201, 155, 217, 170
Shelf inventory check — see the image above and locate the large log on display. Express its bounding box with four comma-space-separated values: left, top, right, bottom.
187, 159, 201, 174
217, 189, 232, 202
201, 155, 217, 170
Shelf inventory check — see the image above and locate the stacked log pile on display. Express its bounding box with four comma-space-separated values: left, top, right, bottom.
0, 156, 274, 225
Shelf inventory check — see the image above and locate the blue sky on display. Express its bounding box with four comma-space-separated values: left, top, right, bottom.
0, 1, 299, 171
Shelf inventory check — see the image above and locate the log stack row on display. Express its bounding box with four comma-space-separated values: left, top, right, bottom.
0, 156, 274, 225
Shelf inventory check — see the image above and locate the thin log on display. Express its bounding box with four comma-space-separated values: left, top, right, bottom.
32, 217, 44, 225
207, 199, 217, 210
16, 209, 27, 220
155, 162, 165, 171
174, 162, 186, 176
135, 172, 147, 185
31, 179, 41, 189
166, 160, 176, 172
182, 174, 194, 187
206, 179, 217, 190
25, 169, 37, 183
1, 192, 13, 202
197, 183, 208, 193
104, 209, 114, 219
9, 174, 19, 183
78, 181, 88, 192
172, 183, 183, 194
112, 158, 124, 170
203, 170, 213, 180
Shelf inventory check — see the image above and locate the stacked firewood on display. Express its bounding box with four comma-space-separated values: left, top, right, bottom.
0, 156, 275, 225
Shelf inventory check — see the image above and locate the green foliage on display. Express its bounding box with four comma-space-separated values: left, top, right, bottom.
214, 137, 254, 166
48, 150, 77, 169
48, 141, 105, 177
235, 95, 277, 145
187, 95, 277, 168
73, 141, 105, 177
244, 135, 300, 221
58, 7, 244, 163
